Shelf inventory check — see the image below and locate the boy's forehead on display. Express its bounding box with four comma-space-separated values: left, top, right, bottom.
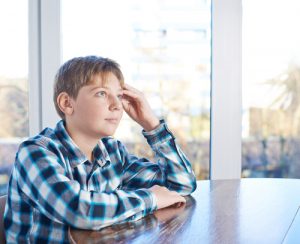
88, 73, 123, 90
90, 72, 121, 85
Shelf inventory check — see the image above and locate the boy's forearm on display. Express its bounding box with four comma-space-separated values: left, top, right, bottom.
142, 120, 197, 195
19, 175, 156, 230
14, 145, 157, 230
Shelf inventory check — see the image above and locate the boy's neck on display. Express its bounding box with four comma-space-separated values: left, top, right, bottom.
65, 122, 98, 162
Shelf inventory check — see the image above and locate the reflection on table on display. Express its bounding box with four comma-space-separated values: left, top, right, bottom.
69, 179, 300, 243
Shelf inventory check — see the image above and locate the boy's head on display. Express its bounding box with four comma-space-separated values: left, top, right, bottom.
54, 56, 124, 119
54, 56, 125, 138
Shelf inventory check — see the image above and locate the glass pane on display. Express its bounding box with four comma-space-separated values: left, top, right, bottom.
242, 0, 300, 178
0, 1, 29, 195
62, 0, 211, 179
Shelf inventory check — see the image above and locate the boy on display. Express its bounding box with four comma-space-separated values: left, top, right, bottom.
4, 56, 197, 243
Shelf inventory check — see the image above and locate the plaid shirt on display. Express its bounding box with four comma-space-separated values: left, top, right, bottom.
4, 120, 196, 243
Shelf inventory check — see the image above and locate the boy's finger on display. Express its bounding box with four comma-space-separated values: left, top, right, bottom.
121, 100, 130, 110
122, 94, 134, 102
123, 84, 142, 93
177, 196, 186, 203
122, 90, 140, 100
175, 202, 185, 208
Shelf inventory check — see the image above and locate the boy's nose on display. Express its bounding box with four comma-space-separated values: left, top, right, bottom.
109, 96, 122, 110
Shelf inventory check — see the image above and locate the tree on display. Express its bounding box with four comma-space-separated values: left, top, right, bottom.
0, 78, 28, 138
267, 64, 300, 136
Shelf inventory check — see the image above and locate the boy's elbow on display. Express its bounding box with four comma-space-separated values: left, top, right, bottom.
171, 174, 197, 196
190, 177, 197, 193
181, 177, 197, 196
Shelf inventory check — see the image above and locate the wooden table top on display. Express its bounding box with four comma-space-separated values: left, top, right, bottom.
69, 179, 300, 244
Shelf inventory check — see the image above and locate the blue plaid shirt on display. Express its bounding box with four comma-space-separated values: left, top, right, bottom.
4, 120, 196, 243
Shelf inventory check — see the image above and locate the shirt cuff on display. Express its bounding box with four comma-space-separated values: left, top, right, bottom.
135, 188, 157, 214
142, 119, 175, 148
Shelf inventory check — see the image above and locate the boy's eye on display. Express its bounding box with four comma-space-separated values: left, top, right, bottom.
96, 91, 106, 97
117, 94, 123, 100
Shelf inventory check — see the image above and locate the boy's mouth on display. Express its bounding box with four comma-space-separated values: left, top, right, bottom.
105, 118, 119, 124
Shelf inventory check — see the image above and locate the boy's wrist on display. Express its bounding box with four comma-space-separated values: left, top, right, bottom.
141, 118, 160, 132
142, 119, 164, 135
135, 189, 157, 213
142, 119, 175, 148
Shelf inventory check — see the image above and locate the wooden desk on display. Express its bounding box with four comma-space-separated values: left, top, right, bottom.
69, 179, 300, 243
283, 207, 300, 243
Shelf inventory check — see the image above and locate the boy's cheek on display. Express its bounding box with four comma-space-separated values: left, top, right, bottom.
119, 111, 124, 121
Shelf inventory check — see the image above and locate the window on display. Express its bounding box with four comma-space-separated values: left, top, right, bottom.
0, 1, 29, 195
242, 0, 300, 178
62, 0, 211, 179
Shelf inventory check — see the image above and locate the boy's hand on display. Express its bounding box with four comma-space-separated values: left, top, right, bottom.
154, 201, 186, 222
149, 185, 186, 210
122, 84, 160, 131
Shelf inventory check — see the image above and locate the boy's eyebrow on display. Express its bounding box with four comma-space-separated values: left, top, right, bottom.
89, 86, 123, 92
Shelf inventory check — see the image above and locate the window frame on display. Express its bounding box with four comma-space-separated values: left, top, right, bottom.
210, 0, 242, 179
28, 0, 242, 180
28, 0, 61, 136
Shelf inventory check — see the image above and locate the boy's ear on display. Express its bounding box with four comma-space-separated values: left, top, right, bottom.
57, 92, 74, 116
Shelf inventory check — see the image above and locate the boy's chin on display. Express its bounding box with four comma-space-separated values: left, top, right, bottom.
98, 129, 116, 138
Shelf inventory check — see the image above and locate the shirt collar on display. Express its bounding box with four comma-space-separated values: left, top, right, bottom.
54, 120, 111, 168
93, 140, 111, 167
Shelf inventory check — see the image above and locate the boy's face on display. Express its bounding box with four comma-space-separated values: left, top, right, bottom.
70, 72, 123, 139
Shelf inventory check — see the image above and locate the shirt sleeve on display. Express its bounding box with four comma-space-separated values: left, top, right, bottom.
120, 119, 197, 196
14, 140, 156, 230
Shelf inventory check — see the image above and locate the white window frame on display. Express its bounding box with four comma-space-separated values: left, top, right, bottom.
28, 0, 242, 180
29, 0, 61, 136
210, 0, 242, 179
